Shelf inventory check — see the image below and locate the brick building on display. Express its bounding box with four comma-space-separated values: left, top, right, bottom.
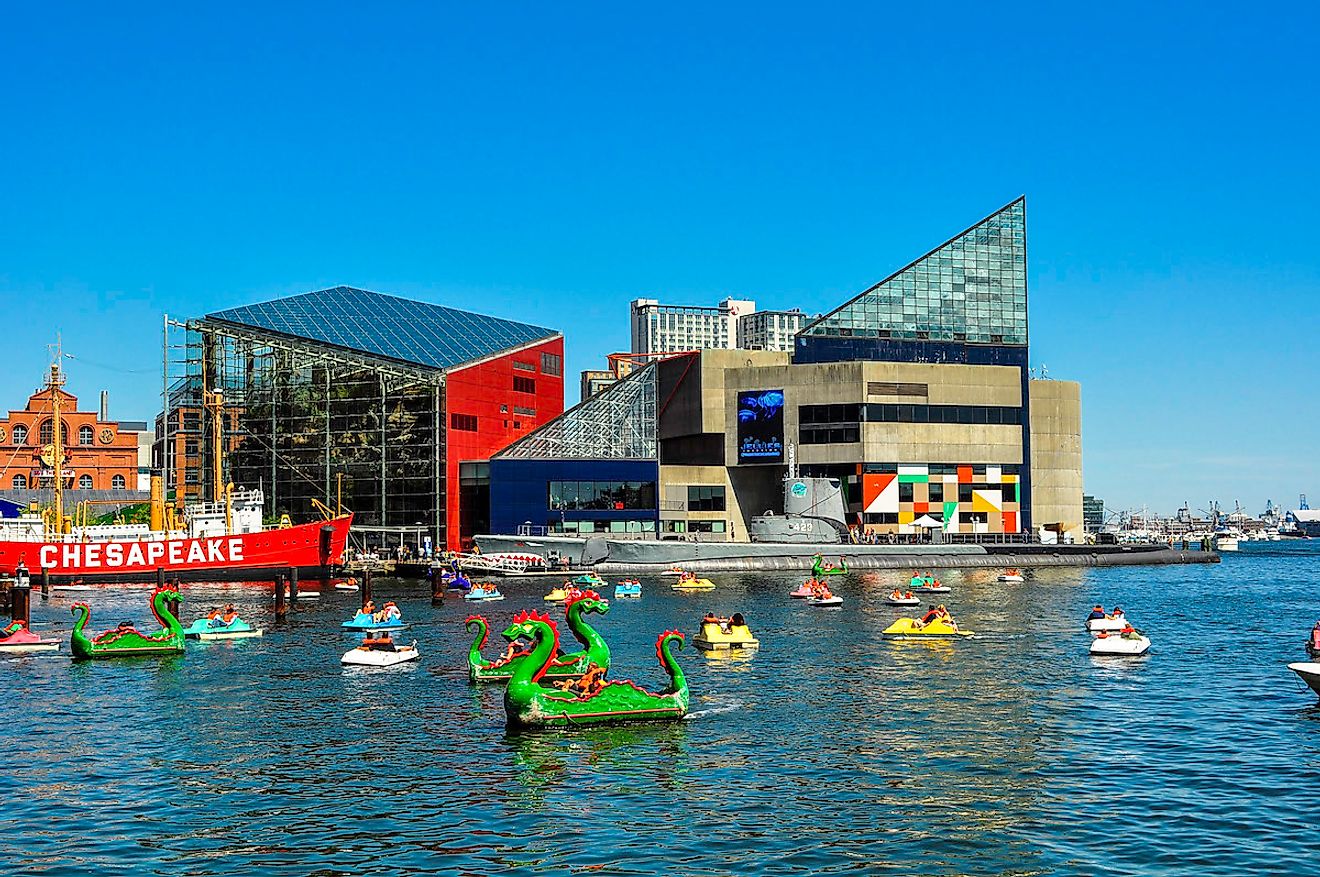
0, 386, 140, 492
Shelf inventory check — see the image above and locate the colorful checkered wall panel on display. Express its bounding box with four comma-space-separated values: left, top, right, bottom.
859, 463, 1021, 534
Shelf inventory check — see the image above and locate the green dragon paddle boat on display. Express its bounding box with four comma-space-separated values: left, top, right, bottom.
812, 554, 848, 577
70, 584, 186, 660
466, 589, 611, 684
502, 609, 688, 729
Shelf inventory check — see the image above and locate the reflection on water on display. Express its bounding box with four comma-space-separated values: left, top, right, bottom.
4, 542, 1320, 875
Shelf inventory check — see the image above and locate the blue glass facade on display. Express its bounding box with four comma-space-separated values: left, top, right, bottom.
489, 459, 660, 536
209, 286, 558, 371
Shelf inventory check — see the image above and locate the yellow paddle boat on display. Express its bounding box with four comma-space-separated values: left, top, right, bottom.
544, 585, 582, 602
670, 572, 716, 591
882, 616, 972, 638
692, 613, 758, 650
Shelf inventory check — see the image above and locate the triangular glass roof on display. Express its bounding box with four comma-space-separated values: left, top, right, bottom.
207, 286, 558, 372
495, 363, 657, 460
800, 198, 1027, 345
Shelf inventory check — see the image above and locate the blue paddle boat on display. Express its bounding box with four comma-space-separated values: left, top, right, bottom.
341, 610, 409, 632
182, 615, 263, 640
614, 580, 642, 598
463, 583, 504, 602
572, 573, 606, 588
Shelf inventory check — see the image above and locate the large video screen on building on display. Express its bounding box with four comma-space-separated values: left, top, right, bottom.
737, 389, 785, 463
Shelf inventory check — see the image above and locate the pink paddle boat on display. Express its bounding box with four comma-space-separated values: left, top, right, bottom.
789, 579, 818, 599
0, 620, 61, 654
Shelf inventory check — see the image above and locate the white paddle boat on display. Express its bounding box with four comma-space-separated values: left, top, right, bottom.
1090, 629, 1150, 656
1288, 662, 1320, 696
341, 639, 419, 667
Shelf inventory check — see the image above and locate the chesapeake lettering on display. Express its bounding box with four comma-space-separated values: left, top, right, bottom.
39, 537, 246, 569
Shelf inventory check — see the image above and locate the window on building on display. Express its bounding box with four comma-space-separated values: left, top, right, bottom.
548, 480, 658, 511
111, 474, 126, 490
541, 352, 562, 376
79, 425, 94, 446
38, 420, 68, 447
687, 485, 726, 512
898, 482, 915, 503
513, 376, 536, 394
450, 413, 478, 432
513, 406, 536, 416
78, 474, 93, 489
12, 474, 26, 489
185, 440, 199, 457
512, 360, 536, 372
12, 424, 26, 446
182, 413, 201, 432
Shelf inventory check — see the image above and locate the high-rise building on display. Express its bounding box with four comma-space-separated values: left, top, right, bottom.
738, 309, 810, 352
578, 353, 638, 402
1083, 495, 1105, 533
630, 298, 753, 354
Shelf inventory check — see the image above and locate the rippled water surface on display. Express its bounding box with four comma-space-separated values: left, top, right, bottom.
6, 543, 1320, 875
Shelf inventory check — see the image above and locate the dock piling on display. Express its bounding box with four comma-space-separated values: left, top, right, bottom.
40, 568, 49, 600
274, 574, 287, 620
156, 567, 165, 589
10, 582, 31, 628
289, 567, 299, 602
362, 567, 373, 607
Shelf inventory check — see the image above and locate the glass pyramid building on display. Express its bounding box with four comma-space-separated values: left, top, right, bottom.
495, 362, 658, 461
800, 198, 1026, 346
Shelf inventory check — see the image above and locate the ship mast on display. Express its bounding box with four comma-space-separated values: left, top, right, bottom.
49, 339, 66, 535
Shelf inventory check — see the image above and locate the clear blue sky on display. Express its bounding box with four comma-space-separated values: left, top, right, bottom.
2, 2, 1317, 517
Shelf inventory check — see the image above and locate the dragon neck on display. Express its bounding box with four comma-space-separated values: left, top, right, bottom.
565, 602, 609, 661
465, 616, 489, 666
151, 590, 183, 636
657, 632, 687, 694
507, 619, 558, 693
70, 603, 91, 649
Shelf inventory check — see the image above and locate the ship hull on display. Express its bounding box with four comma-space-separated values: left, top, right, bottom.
0, 515, 352, 584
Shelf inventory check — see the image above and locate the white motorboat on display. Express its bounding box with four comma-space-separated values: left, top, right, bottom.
808, 595, 844, 607
295, 590, 321, 601
342, 642, 420, 667
997, 573, 1025, 583
886, 595, 921, 606
1086, 616, 1129, 633
52, 585, 95, 592
1288, 662, 1320, 696
334, 582, 360, 592
914, 586, 950, 595
1090, 632, 1150, 656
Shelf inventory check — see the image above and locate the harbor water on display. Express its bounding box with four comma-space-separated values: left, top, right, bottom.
4, 542, 1320, 875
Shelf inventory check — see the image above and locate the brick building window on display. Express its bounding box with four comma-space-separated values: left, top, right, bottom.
79, 474, 93, 489
39, 420, 68, 446
12, 425, 26, 445
79, 425, 94, 445
513, 376, 536, 394
12, 474, 26, 489
111, 475, 126, 490
450, 413, 478, 432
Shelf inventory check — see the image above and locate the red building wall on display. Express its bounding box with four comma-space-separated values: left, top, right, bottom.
443, 337, 565, 549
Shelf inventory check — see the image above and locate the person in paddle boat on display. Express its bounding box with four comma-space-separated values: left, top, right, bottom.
918, 604, 941, 626
221, 603, 239, 625
1310, 621, 1320, 655
702, 611, 730, 631
361, 600, 377, 620
730, 612, 748, 630
382, 601, 402, 621
205, 607, 225, 626
1119, 623, 1141, 640
1087, 604, 1106, 621
1110, 606, 1125, 620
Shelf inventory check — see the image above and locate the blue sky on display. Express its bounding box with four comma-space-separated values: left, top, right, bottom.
2, 2, 1317, 517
